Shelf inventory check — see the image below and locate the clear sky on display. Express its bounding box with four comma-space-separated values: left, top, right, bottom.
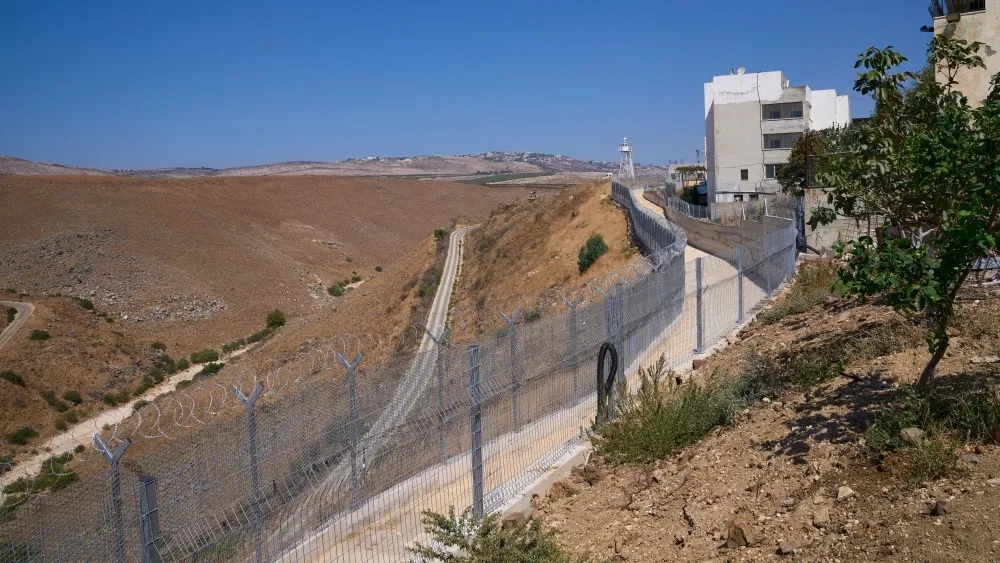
0, 0, 933, 169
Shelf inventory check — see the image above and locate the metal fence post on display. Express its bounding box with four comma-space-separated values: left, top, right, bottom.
337, 352, 364, 509
232, 382, 264, 563
499, 309, 522, 430
94, 434, 131, 563
468, 345, 484, 519
561, 294, 583, 402
765, 233, 773, 300
426, 328, 450, 462
138, 476, 162, 563
614, 283, 626, 382
737, 247, 745, 324
695, 257, 704, 354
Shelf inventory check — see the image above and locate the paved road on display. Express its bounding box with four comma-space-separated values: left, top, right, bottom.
0, 301, 34, 351
275, 225, 475, 551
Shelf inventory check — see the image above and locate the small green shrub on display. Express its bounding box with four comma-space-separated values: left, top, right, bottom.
351, 275, 362, 283
41, 391, 70, 412
410, 507, 588, 563
375, 266, 383, 272
73, 444, 85, 454
4, 288, 16, 295
577, 234, 609, 273
0, 371, 25, 387
190, 349, 219, 364
266, 309, 286, 329
103, 313, 114, 323
433, 228, 449, 241
133, 377, 154, 397
199, 362, 225, 376
62, 390, 82, 404
102, 390, 131, 406
63, 411, 78, 424
176, 380, 193, 391
524, 308, 542, 323
54, 418, 67, 431
133, 400, 150, 411
7, 426, 38, 445
176, 358, 190, 371
328, 283, 346, 297
757, 261, 840, 325
150, 341, 167, 352
6, 307, 15, 323
147, 366, 165, 384
29, 329, 50, 341
419, 284, 437, 298
72, 297, 95, 311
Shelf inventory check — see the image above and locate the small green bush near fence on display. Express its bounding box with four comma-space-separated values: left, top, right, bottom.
63, 390, 82, 404
190, 349, 219, 364
199, 362, 225, 376
40, 391, 70, 412
433, 228, 449, 241
6, 426, 38, 445
577, 234, 609, 273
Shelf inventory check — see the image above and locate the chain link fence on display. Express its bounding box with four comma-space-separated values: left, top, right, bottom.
1, 179, 797, 563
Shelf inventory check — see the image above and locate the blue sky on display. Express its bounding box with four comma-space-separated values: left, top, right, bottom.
0, 1, 932, 169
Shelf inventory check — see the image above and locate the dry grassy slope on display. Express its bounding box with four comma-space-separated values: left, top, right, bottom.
0, 175, 527, 357
450, 182, 632, 339
0, 296, 157, 454
540, 290, 1000, 562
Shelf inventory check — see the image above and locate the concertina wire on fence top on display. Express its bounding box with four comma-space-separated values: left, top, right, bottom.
0, 178, 796, 563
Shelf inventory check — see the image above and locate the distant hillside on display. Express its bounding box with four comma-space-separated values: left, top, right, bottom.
1, 152, 667, 179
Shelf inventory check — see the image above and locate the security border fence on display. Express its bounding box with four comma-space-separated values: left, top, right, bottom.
0, 179, 796, 563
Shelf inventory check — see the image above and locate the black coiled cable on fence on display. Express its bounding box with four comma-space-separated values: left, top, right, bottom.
595, 342, 618, 427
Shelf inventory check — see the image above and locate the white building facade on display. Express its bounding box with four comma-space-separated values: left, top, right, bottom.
704, 71, 849, 204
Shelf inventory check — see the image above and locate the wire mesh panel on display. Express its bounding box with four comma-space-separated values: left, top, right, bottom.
0, 179, 799, 563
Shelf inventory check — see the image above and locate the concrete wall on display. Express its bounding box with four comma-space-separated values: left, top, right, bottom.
935, 4, 999, 107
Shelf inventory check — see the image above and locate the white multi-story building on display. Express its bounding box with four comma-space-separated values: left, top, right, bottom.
932, 0, 997, 107
704, 71, 850, 204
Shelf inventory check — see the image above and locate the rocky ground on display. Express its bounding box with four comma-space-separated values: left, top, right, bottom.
528, 285, 1000, 562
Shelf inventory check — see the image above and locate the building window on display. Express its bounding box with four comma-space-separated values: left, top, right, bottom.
749, 194, 760, 201
761, 102, 804, 120
740, 169, 749, 181
734, 194, 744, 202
764, 133, 801, 150
765, 164, 784, 179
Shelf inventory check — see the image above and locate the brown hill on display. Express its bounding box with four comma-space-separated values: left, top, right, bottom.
449, 182, 634, 339
0, 175, 528, 357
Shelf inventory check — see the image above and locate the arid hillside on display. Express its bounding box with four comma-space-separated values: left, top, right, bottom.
449, 182, 634, 339
0, 175, 527, 356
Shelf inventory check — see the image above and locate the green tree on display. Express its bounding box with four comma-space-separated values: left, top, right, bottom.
776, 129, 839, 196
265, 309, 286, 329
812, 36, 1000, 388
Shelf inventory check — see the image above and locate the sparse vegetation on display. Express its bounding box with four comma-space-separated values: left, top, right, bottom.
351, 275, 362, 283
0, 371, 25, 387
456, 172, 552, 186
41, 391, 70, 412
62, 390, 82, 404
176, 358, 190, 371
176, 379, 193, 391
375, 265, 383, 272
419, 284, 436, 298
410, 507, 589, 563
198, 362, 225, 376
577, 234, 609, 273
63, 411, 78, 424
150, 341, 167, 351
1, 452, 78, 518
433, 228, 449, 241
6, 307, 16, 323
756, 261, 839, 325
190, 349, 219, 364
133, 399, 150, 411
102, 390, 131, 406
29, 329, 50, 341
54, 418, 67, 431
71, 296, 95, 311
73, 444, 85, 454
328, 282, 347, 297
266, 309, 286, 329
524, 308, 542, 323
6, 426, 38, 445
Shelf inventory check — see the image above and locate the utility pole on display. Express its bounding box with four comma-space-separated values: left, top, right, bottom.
695, 149, 701, 164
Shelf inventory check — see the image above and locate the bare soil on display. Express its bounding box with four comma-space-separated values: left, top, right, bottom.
450, 182, 634, 339
535, 288, 1000, 562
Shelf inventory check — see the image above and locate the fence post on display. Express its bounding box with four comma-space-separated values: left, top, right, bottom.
468, 345, 484, 519
695, 257, 704, 354
232, 382, 264, 563
499, 309, 522, 430
138, 476, 162, 563
426, 328, 450, 462
614, 283, 626, 382
560, 295, 583, 402
94, 434, 131, 563
337, 352, 364, 509
737, 247, 744, 324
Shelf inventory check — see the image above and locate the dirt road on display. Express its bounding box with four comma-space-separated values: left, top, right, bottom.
0, 301, 33, 350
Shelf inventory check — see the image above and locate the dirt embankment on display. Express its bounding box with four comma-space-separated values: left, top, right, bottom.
0, 175, 528, 357
450, 182, 633, 340
533, 284, 1000, 562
